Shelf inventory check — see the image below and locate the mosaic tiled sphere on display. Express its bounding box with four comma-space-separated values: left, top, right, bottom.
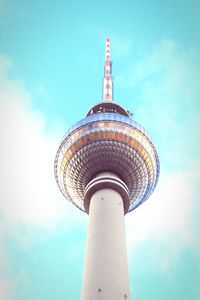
54, 102, 160, 213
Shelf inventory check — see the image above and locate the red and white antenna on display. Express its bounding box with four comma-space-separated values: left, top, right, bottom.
102, 38, 113, 101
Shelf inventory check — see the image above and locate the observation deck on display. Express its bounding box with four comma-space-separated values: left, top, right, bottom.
54, 101, 160, 214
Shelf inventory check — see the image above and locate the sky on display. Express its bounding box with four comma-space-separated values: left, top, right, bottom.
0, 0, 200, 299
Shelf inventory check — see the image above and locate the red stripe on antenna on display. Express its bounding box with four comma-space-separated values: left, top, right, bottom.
103, 38, 113, 102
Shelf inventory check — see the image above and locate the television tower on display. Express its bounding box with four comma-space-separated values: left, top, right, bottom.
54, 38, 160, 299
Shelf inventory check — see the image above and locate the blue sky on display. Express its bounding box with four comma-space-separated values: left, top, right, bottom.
0, 0, 200, 299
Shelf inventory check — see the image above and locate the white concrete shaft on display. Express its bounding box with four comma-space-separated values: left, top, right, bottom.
81, 188, 130, 300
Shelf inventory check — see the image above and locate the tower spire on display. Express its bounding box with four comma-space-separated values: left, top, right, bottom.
55, 40, 160, 300
102, 38, 113, 101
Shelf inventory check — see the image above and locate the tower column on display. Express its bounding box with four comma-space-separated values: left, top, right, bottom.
81, 173, 131, 300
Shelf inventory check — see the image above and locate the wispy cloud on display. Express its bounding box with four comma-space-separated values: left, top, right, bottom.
0, 279, 14, 300
0, 53, 87, 298
111, 37, 132, 58
124, 39, 200, 273
0, 0, 6, 12
0, 54, 85, 231
126, 168, 200, 278
118, 39, 200, 170
126, 167, 199, 242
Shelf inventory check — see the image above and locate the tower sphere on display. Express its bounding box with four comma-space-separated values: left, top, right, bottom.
54, 100, 160, 214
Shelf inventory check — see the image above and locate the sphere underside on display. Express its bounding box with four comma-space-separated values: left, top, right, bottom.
54, 113, 160, 213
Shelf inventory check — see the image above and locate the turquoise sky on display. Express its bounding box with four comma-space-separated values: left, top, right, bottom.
0, 1, 200, 299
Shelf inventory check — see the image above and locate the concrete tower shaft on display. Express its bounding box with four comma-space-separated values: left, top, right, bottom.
81, 173, 130, 300
84, 172, 129, 213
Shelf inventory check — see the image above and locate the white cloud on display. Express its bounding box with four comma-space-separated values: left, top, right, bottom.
124, 40, 200, 271
126, 167, 200, 274
0, 279, 14, 300
130, 40, 200, 136
126, 167, 198, 242
0, 54, 88, 298
0, 54, 85, 231
119, 39, 200, 128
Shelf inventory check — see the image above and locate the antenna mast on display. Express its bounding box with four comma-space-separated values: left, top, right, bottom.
102, 38, 113, 101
